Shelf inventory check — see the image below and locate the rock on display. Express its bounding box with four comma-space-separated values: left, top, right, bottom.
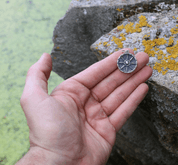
90, 2, 178, 164
139, 81, 178, 156
91, 4, 178, 93
69, 0, 164, 7
116, 108, 178, 165
51, 1, 118, 79
106, 145, 128, 165
51, 0, 178, 164
51, 0, 173, 79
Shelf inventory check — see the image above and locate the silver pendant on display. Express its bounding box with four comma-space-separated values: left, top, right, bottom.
117, 50, 137, 73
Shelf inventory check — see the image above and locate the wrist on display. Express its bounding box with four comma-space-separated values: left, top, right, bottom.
15, 146, 78, 165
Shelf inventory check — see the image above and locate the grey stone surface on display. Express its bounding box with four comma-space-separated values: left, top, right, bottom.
106, 146, 128, 165
116, 108, 178, 165
90, 1, 178, 164
51, 4, 118, 79
91, 5, 178, 93
69, 0, 168, 8
51, 0, 171, 79
51, 0, 178, 164
139, 81, 178, 156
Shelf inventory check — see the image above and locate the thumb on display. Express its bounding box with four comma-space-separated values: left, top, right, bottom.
21, 53, 52, 106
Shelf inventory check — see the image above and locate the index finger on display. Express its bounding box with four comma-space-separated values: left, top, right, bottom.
72, 48, 134, 89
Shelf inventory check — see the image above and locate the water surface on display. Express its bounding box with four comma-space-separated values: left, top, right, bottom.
0, 0, 71, 164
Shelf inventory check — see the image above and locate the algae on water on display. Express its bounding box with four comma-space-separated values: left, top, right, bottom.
0, 0, 71, 164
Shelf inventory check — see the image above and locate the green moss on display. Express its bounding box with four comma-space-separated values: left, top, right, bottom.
0, 0, 71, 164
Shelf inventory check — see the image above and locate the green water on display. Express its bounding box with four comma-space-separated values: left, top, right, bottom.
0, 0, 71, 164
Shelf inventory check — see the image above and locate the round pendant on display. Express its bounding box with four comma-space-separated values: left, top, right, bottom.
117, 50, 137, 73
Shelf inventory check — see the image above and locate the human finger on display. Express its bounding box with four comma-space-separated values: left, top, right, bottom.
101, 65, 152, 116
90, 52, 149, 102
72, 48, 134, 89
20, 53, 52, 106
109, 83, 149, 132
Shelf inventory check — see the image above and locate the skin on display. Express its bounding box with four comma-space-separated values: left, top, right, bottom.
16, 48, 152, 165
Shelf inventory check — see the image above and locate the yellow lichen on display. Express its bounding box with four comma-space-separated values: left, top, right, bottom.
144, 35, 178, 74
172, 81, 175, 84
123, 16, 152, 34
167, 59, 177, 70
103, 42, 111, 47
142, 40, 156, 57
153, 58, 178, 75
112, 33, 126, 48
116, 8, 123, 12
162, 70, 168, 75
142, 38, 167, 57
168, 36, 174, 46
111, 15, 178, 75
137, 15, 152, 28
143, 34, 150, 39
120, 33, 126, 41
103, 42, 108, 46
154, 38, 167, 46
112, 36, 123, 48
166, 41, 178, 59
153, 62, 162, 72
124, 22, 135, 33
170, 27, 178, 35
157, 50, 165, 60
114, 15, 152, 52
117, 24, 124, 31
161, 60, 167, 70
154, 47, 160, 51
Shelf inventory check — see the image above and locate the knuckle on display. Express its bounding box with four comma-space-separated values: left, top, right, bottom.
101, 104, 109, 115
131, 78, 139, 89
121, 109, 129, 122
91, 90, 100, 102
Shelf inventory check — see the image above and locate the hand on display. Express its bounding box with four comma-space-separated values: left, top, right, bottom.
17, 48, 152, 165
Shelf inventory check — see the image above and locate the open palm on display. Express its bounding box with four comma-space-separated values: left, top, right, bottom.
20, 48, 152, 165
